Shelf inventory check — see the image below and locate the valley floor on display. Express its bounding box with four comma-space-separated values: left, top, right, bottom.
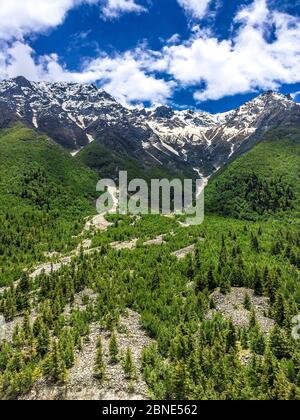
0, 212, 300, 400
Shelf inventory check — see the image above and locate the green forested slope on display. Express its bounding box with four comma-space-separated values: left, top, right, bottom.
0, 125, 300, 400
0, 125, 97, 285
206, 129, 300, 220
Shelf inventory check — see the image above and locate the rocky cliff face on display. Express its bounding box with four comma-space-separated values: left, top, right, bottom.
1, 76, 299, 177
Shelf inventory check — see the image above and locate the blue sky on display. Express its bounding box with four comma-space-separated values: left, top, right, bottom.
0, 0, 300, 112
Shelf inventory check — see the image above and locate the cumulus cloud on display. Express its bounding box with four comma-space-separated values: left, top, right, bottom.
0, 0, 300, 106
102, 0, 146, 19
158, 0, 300, 101
0, 0, 153, 105
166, 34, 181, 45
291, 91, 300, 101
84, 50, 174, 104
0, 1, 93, 41
0, 0, 145, 41
177, 0, 212, 19
0, 41, 75, 82
0, 41, 173, 106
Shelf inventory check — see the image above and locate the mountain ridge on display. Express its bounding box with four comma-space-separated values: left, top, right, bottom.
1, 76, 300, 178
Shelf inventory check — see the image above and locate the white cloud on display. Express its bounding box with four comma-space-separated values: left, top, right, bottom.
0, 42, 173, 106
0, 0, 152, 105
0, 41, 77, 82
235, 0, 268, 26
177, 0, 212, 19
0, 0, 300, 106
0, 0, 91, 41
102, 0, 146, 19
0, 0, 145, 41
291, 91, 300, 101
158, 0, 300, 101
166, 34, 181, 45
78, 49, 175, 105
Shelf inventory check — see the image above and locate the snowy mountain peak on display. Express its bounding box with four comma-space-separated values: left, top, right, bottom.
0, 76, 299, 176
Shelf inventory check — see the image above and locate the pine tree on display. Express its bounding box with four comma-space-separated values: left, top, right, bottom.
45, 340, 67, 383
18, 272, 31, 294
249, 325, 265, 355
3, 288, 17, 320
123, 347, 136, 380
244, 293, 252, 311
94, 337, 105, 381
16, 274, 31, 312
170, 362, 191, 400
226, 321, 237, 352
240, 328, 249, 350
251, 234, 260, 252
34, 318, 50, 357
220, 275, 231, 295
59, 329, 75, 369
22, 312, 34, 352
22, 311, 32, 338
207, 266, 217, 290
253, 268, 263, 296
262, 347, 278, 392
109, 332, 119, 364
270, 326, 291, 360
195, 273, 207, 293
273, 292, 288, 327
249, 309, 257, 330
272, 369, 291, 400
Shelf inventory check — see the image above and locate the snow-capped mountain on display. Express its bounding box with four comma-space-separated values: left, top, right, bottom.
0, 76, 300, 177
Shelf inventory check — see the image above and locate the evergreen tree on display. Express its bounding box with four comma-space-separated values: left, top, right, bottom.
16, 273, 31, 312
195, 273, 208, 293
253, 268, 263, 296
45, 340, 67, 383
273, 293, 288, 327
170, 362, 191, 400
123, 347, 136, 380
94, 337, 105, 381
226, 321, 237, 352
249, 325, 265, 355
220, 275, 231, 295
34, 318, 50, 357
249, 309, 257, 330
272, 369, 292, 400
270, 326, 291, 360
59, 329, 75, 369
244, 293, 252, 311
251, 234, 260, 252
207, 266, 217, 290
109, 332, 119, 364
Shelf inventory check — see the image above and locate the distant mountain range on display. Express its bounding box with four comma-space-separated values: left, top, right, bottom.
1, 76, 300, 179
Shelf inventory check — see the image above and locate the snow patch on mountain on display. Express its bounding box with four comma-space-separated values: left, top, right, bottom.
0, 77, 299, 178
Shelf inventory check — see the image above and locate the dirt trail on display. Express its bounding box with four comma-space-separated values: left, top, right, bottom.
30, 257, 72, 279
143, 235, 166, 246
110, 239, 138, 250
